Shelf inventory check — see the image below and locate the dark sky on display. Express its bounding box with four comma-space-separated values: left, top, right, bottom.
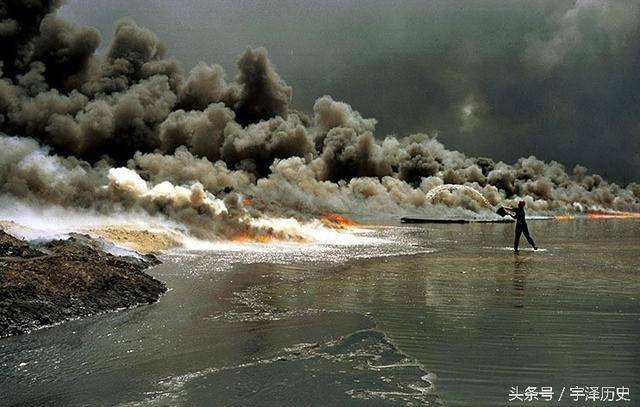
59, 0, 640, 182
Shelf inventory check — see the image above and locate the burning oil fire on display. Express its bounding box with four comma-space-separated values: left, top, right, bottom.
229, 223, 305, 243
555, 210, 640, 220
583, 210, 640, 219
320, 212, 360, 229
1, 3, 639, 251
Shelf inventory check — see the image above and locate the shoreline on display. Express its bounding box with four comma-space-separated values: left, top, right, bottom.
0, 229, 166, 337
1, 214, 637, 338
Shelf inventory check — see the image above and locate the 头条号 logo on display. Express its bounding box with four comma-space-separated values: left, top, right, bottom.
508, 386, 630, 402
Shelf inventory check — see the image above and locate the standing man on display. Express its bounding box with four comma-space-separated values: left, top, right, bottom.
504, 201, 538, 253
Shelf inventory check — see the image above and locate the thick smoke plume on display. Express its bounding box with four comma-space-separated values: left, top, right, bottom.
0, 1, 638, 241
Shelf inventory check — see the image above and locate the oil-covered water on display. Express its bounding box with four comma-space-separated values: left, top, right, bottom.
1, 220, 639, 406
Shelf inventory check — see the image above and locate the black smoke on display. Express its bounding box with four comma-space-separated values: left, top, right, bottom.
57, 0, 640, 181
0, 0, 639, 241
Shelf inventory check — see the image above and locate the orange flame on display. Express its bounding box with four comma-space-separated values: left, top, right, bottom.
320, 211, 359, 229
242, 195, 265, 208
584, 210, 640, 219
228, 225, 306, 243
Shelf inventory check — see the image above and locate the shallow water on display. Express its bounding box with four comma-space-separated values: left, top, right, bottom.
1, 219, 639, 406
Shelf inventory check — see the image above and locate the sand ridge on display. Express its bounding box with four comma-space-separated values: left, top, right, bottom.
88, 226, 183, 254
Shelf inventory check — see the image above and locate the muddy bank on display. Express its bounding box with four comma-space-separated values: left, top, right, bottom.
0, 230, 166, 337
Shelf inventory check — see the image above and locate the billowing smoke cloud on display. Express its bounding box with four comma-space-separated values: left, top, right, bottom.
0, 0, 65, 78
178, 62, 238, 111
0, 2, 639, 242
0, 135, 307, 241
158, 102, 234, 162
234, 47, 292, 126
53, 0, 640, 181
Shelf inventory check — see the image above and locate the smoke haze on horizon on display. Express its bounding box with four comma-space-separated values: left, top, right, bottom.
1, 0, 639, 242
57, 0, 640, 182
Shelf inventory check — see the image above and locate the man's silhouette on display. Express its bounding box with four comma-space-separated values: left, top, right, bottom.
505, 201, 537, 253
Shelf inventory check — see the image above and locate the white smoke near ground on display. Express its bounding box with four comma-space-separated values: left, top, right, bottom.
0, 2, 639, 247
